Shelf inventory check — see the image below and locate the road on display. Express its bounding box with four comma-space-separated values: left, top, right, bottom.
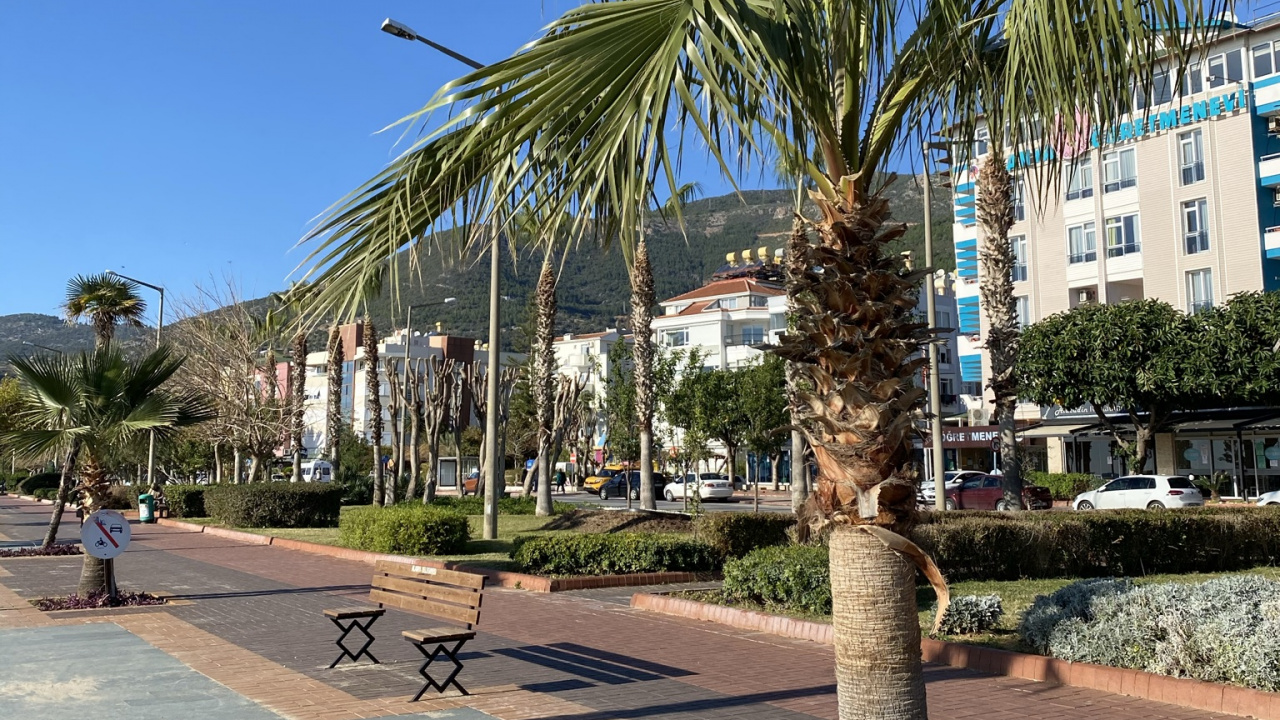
552, 488, 795, 513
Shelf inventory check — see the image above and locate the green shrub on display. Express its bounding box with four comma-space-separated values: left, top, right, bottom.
334, 469, 372, 505
722, 545, 830, 615
511, 533, 719, 576
913, 506, 1280, 581
937, 595, 1004, 635
428, 495, 573, 516
204, 483, 343, 528
1024, 471, 1100, 500
164, 485, 207, 518
695, 512, 796, 558
17, 472, 60, 495
339, 505, 470, 555
101, 485, 135, 510
32, 487, 57, 501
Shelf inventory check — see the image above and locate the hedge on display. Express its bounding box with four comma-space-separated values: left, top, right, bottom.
912, 506, 1280, 581
428, 495, 573, 516
164, 485, 207, 518
339, 505, 470, 555
511, 533, 719, 576
17, 472, 60, 495
723, 544, 830, 614
1023, 471, 1100, 500
695, 512, 796, 558
204, 483, 343, 528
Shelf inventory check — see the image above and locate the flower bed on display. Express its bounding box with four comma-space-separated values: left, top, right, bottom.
0, 544, 82, 558
34, 591, 166, 611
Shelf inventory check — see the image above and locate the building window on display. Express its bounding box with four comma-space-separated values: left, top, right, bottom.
974, 127, 989, 158
663, 329, 689, 347
1254, 42, 1278, 78
937, 310, 952, 330
769, 312, 786, 331
1068, 221, 1097, 264
963, 382, 982, 396
1012, 175, 1026, 222
1181, 62, 1203, 95
749, 295, 768, 307
741, 326, 765, 345
1207, 49, 1243, 88
1015, 296, 1031, 329
1105, 214, 1141, 258
1179, 130, 1205, 186
940, 378, 955, 396
1066, 157, 1093, 200
1183, 199, 1209, 255
1102, 148, 1137, 193
719, 297, 738, 310
1151, 69, 1173, 105
1011, 235, 1028, 282
939, 345, 952, 365
1187, 269, 1214, 313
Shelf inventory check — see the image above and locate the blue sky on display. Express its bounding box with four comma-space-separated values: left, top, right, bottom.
0, 1, 743, 319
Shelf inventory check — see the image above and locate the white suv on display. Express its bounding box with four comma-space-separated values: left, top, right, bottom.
1073, 475, 1204, 510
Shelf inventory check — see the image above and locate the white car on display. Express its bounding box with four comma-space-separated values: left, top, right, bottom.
919, 470, 987, 505
663, 473, 734, 502
1073, 475, 1204, 510
1257, 490, 1280, 506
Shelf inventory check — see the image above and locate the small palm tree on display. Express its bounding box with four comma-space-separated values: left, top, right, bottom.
325, 324, 344, 483
63, 274, 147, 347
364, 315, 387, 503
5, 346, 208, 595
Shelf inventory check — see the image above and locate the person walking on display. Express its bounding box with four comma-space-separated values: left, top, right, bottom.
555, 469, 567, 494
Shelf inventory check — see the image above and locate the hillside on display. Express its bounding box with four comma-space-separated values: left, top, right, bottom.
0, 313, 147, 361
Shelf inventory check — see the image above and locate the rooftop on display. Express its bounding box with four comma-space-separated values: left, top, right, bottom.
662, 278, 784, 304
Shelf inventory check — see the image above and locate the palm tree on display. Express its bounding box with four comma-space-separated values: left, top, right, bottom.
289, 329, 307, 483
364, 316, 388, 504
532, 254, 558, 517
325, 324, 344, 485
64, 274, 147, 347
5, 346, 207, 595
296, 2, 1215, 715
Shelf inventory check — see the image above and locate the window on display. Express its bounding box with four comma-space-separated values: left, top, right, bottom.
1012, 176, 1026, 222
939, 345, 953, 365
1066, 157, 1093, 200
1183, 199, 1209, 254
937, 310, 952, 330
719, 297, 738, 309
1106, 214, 1141, 257
1068, 221, 1097, 264
663, 329, 689, 347
1011, 236, 1028, 282
940, 378, 955, 396
1181, 62, 1203, 95
1255, 43, 1275, 78
1015, 296, 1031, 329
974, 127, 989, 158
1208, 49, 1243, 88
741, 326, 765, 345
1179, 130, 1205, 185
1102, 148, 1137, 192
1151, 69, 1173, 105
963, 382, 982, 396
749, 295, 768, 307
769, 312, 786, 330
1188, 269, 1214, 313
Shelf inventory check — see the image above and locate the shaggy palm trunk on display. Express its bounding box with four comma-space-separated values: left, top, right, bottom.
77, 458, 111, 596
325, 325, 344, 481
365, 317, 388, 504
977, 151, 1023, 510
775, 188, 939, 719
631, 239, 657, 510
533, 257, 557, 517
42, 443, 81, 548
291, 331, 307, 482
785, 220, 812, 514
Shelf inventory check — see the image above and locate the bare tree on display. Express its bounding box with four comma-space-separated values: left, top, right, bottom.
406, 359, 423, 501
385, 358, 404, 500
418, 356, 456, 502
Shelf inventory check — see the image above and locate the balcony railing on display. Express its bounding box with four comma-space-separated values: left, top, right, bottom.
1107, 242, 1141, 258
1184, 231, 1209, 255
724, 334, 767, 347
1068, 251, 1097, 264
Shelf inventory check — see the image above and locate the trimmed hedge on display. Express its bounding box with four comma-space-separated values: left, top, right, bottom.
164, 485, 207, 518
511, 533, 719, 576
723, 544, 830, 614
913, 506, 1280, 581
428, 495, 573, 516
1024, 471, 1100, 500
17, 472, 60, 495
101, 486, 134, 510
695, 512, 796, 558
339, 505, 470, 555
204, 483, 343, 528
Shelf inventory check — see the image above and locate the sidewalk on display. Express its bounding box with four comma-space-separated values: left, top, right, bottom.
0, 496, 1235, 720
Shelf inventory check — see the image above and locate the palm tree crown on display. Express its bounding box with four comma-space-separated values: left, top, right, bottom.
63, 273, 147, 347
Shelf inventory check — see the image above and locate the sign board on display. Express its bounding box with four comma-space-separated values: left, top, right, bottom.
922, 425, 1001, 450
81, 509, 131, 560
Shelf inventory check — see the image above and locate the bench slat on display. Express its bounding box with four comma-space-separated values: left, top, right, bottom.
370, 589, 480, 627
374, 560, 485, 590
372, 575, 481, 608
324, 607, 386, 620
402, 626, 476, 644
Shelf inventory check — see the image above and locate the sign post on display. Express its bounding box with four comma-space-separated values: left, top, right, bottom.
80, 509, 131, 602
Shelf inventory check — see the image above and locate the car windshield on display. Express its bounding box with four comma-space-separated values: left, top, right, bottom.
700, 474, 724, 480
1166, 477, 1196, 489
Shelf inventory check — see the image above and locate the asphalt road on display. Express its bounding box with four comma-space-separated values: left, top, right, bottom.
551, 489, 794, 514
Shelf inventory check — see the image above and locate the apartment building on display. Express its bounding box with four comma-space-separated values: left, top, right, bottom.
552, 328, 629, 401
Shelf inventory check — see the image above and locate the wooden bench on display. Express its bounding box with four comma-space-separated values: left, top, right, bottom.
324, 560, 485, 700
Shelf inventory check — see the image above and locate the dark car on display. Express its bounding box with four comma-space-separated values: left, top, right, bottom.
598, 470, 666, 500
943, 474, 1052, 510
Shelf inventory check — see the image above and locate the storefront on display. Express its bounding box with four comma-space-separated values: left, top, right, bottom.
1168, 412, 1280, 499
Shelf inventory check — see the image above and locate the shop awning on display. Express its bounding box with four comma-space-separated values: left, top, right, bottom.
1018, 423, 1095, 439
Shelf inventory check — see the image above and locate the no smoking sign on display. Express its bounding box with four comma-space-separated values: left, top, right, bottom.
81, 509, 131, 560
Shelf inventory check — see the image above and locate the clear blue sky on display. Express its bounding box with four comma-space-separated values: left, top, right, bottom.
0, 1, 741, 320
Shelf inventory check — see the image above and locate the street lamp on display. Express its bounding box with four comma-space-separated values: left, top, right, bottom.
922, 141, 951, 511
380, 19, 504, 540
21, 341, 62, 354
399, 298, 457, 484
106, 270, 165, 492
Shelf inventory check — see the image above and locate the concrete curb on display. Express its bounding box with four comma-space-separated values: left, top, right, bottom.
630, 591, 1280, 720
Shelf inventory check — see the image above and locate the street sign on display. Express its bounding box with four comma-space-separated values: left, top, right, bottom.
81, 509, 131, 560
991, 438, 1001, 452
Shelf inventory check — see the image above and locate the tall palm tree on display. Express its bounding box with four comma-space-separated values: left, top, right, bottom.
5, 346, 207, 595
296, 2, 1216, 715
364, 316, 388, 504
290, 328, 307, 483
532, 254, 558, 517
325, 324, 344, 484
64, 274, 147, 347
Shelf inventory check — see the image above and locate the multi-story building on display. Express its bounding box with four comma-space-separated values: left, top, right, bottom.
953, 14, 1280, 492
552, 328, 629, 401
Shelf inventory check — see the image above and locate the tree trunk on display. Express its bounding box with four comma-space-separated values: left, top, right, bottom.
233, 448, 243, 484
830, 527, 926, 719
631, 238, 657, 510
784, 221, 812, 515
42, 443, 81, 549
976, 150, 1023, 510
77, 459, 111, 596
247, 455, 260, 483
325, 324, 344, 482
365, 316, 388, 505
790, 430, 807, 513
770, 452, 780, 491
291, 330, 307, 482
407, 360, 423, 502
533, 255, 558, 517
214, 443, 222, 484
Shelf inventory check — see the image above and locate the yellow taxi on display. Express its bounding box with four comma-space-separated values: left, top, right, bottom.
582, 465, 625, 492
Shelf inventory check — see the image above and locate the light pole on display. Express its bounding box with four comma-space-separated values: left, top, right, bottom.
400, 298, 457, 483
107, 270, 165, 492
922, 143, 950, 511
380, 19, 505, 539
21, 341, 62, 354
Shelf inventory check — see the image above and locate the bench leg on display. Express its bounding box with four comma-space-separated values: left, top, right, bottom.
410, 639, 468, 700
328, 616, 380, 668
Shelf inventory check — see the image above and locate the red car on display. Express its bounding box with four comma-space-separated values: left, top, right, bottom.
943, 474, 1052, 510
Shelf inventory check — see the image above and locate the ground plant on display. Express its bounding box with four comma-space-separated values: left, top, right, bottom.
695, 512, 796, 558
204, 483, 342, 528
511, 533, 718, 576
164, 484, 207, 518
722, 544, 831, 615
936, 595, 1003, 635
338, 505, 470, 555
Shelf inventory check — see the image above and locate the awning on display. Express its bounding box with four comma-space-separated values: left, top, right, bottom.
1018, 423, 1095, 439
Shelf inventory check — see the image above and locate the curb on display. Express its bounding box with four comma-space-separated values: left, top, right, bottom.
153, 517, 704, 592
630, 591, 1280, 720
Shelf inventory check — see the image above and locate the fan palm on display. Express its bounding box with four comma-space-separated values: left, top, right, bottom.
297, 1, 1217, 715
64, 274, 147, 347
5, 346, 207, 595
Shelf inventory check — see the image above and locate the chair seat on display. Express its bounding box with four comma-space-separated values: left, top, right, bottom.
324, 607, 386, 620
402, 626, 476, 644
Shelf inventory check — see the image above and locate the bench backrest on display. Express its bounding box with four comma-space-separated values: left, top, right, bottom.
369, 561, 485, 630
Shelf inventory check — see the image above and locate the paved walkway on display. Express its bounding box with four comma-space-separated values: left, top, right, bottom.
0, 496, 1237, 720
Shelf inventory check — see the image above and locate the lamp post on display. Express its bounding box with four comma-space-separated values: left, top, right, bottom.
379, 18, 505, 539
21, 341, 62, 354
400, 298, 457, 482
922, 143, 951, 511
106, 270, 165, 492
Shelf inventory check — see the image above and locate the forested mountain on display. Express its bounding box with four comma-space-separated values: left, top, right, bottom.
0, 313, 147, 362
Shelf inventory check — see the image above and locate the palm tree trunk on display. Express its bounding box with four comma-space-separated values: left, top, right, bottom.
364, 317, 388, 505
534, 256, 557, 517
291, 331, 307, 482
784, 220, 812, 515
976, 150, 1023, 509
770, 452, 780, 491
77, 459, 110, 596
631, 238, 657, 510
233, 448, 243, 484
42, 443, 81, 549
326, 325, 344, 484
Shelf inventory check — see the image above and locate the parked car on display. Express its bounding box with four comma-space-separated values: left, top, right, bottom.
299, 460, 332, 483
460, 470, 480, 496
943, 474, 1052, 510
598, 470, 666, 500
1073, 475, 1204, 510
919, 470, 987, 504
1258, 490, 1280, 506
663, 473, 734, 502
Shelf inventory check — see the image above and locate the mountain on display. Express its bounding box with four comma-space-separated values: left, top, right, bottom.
0, 313, 148, 361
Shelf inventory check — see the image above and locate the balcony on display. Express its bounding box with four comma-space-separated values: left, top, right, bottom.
724, 334, 767, 348
1265, 226, 1280, 260
1260, 153, 1280, 188
1255, 76, 1280, 116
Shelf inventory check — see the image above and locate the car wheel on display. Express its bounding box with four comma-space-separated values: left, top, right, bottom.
665, 491, 675, 502
1147, 501, 1165, 510
995, 499, 1011, 512
943, 499, 956, 511
1076, 500, 1093, 511
1268, 502, 1280, 506
599, 487, 609, 500
630, 488, 640, 501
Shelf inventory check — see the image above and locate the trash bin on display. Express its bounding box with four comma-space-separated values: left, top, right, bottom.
138, 493, 155, 524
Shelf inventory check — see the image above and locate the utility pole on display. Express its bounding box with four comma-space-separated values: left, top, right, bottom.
923, 144, 948, 511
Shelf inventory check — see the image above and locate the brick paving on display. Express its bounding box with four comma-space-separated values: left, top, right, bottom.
0, 496, 1242, 719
